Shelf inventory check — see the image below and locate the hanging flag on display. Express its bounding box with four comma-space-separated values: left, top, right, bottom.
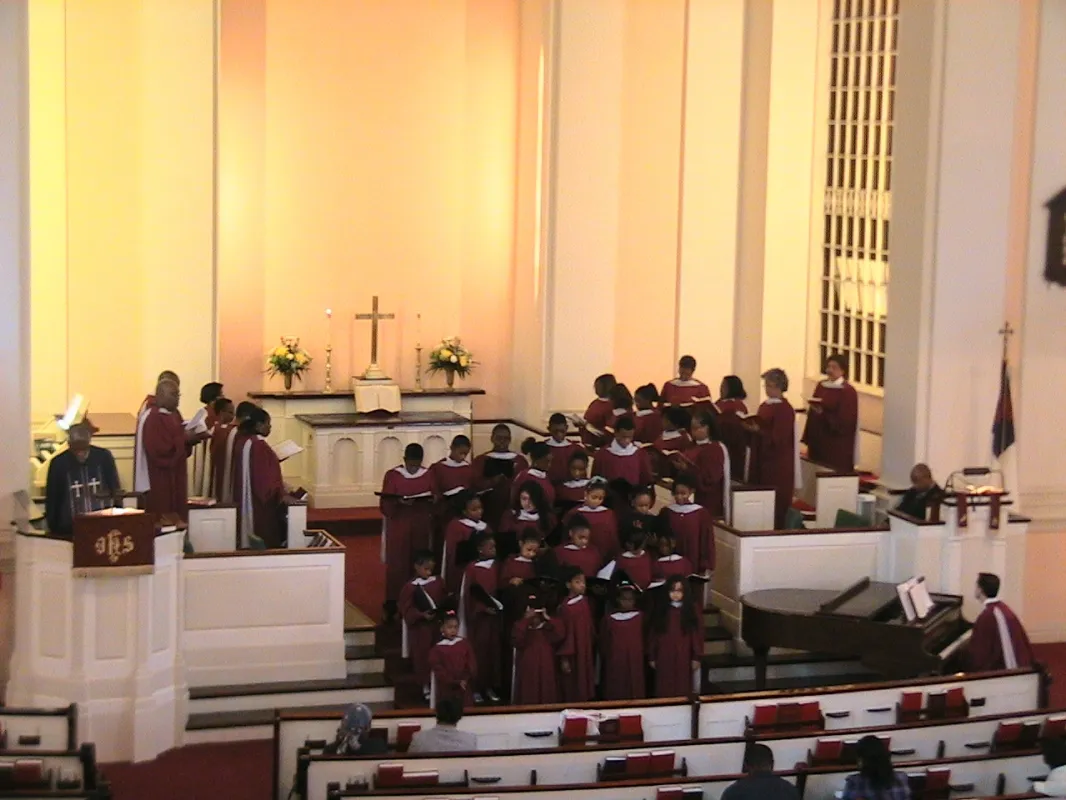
992, 358, 1016, 459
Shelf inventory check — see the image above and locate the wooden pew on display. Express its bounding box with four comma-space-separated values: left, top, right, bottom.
0, 743, 99, 794
0, 706, 77, 752
302, 707, 1066, 799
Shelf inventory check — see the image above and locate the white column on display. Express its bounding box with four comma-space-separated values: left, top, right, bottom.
0, 0, 30, 693
882, 1, 1025, 486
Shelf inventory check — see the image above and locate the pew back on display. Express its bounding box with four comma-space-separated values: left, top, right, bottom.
0, 706, 77, 752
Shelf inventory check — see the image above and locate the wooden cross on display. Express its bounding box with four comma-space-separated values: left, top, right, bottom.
355, 296, 395, 381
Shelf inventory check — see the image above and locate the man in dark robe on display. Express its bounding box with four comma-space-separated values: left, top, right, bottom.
896, 463, 945, 519
45, 423, 121, 537
967, 572, 1034, 672
141, 379, 189, 521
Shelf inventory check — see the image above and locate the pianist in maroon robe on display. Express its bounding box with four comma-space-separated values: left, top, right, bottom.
715, 376, 750, 482
141, 379, 189, 521
545, 413, 585, 485
380, 444, 439, 614
633, 384, 664, 444
512, 604, 563, 705
398, 552, 447, 698
600, 583, 646, 700
592, 417, 654, 494
659, 476, 715, 574
648, 576, 702, 697
441, 492, 487, 595
553, 519, 604, 578
233, 408, 287, 548
472, 424, 529, 530
660, 355, 713, 408
967, 573, 1035, 672
556, 568, 596, 703
460, 534, 503, 702
561, 477, 619, 560
429, 614, 477, 707
579, 373, 617, 447
749, 369, 798, 529
513, 440, 556, 507
673, 411, 728, 519
802, 354, 859, 473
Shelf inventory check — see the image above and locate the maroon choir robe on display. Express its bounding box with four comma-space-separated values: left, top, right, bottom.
752, 398, 797, 529
512, 617, 563, 705
545, 439, 585, 485
208, 422, 236, 500
553, 543, 604, 578
442, 517, 487, 595
462, 559, 502, 693
650, 429, 692, 480
380, 466, 438, 603
563, 505, 619, 561
633, 409, 664, 444
511, 468, 556, 507
499, 554, 537, 585
582, 396, 614, 438
398, 576, 446, 687
659, 503, 715, 573
652, 553, 694, 583
802, 379, 858, 473
498, 509, 551, 558
616, 550, 653, 589
555, 478, 589, 510
680, 441, 728, 519
557, 594, 596, 703
715, 398, 750, 482
142, 407, 189, 521
234, 435, 286, 548
604, 408, 632, 436
660, 379, 712, 408
431, 458, 474, 531
967, 599, 1034, 672
592, 441, 653, 489
429, 636, 477, 707
473, 451, 529, 530
600, 610, 646, 700
649, 604, 702, 697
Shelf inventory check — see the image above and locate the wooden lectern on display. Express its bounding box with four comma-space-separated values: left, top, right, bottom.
72, 508, 160, 577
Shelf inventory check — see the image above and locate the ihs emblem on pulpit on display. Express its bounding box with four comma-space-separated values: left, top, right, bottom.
95, 529, 135, 564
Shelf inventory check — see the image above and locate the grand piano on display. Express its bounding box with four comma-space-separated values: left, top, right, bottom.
741, 578, 972, 690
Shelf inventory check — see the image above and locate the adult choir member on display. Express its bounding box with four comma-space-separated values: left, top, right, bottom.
45, 423, 121, 537
215, 401, 256, 502
660, 355, 712, 408
747, 368, 797, 529
966, 573, 1034, 672
715, 375, 750, 482
141, 379, 189, 521
380, 443, 438, 620
188, 382, 224, 496
233, 407, 287, 549
133, 369, 179, 493
207, 398, 237, 500
802, 354, 858, 473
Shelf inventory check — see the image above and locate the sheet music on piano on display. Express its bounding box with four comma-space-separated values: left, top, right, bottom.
909, 577, 936, 620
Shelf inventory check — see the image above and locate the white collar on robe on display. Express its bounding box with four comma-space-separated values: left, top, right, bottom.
474, 559, 495, 569
545, 437, 572, 448
635, 408, 655, 417
563, 478, 589, 489
564, 544, 584, 551
670, 378, 703, 387
693, 438, 711, 446
411, 576, 437, 586
611, 611, 640, 621
159, 408, 173, 415
578, 504, 607, 514
517, 510, 540, 521
566, 594, 585, 606
658, 554, 682, 562
607, 440, 638, 457
514, 556, 532, 563
621, 550, 646, 559
486, 451, 517, 460
612, 408, 628, 417
459, 518, 487, 531
441, 457, 469, 468
395, 465, 428, 479
257, 434, 268, 441
821, 377, 846, 388
984, 597, 1002, 606
764, 397, 784, 405
437, 636, 464, 646
670, 600, 684, 608
668, 503, 702, 514
660, 430, 682, 441
526, 468, 547, 480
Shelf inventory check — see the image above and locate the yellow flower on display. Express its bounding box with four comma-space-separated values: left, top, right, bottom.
439, 348, 453, 360
273, 346, 288, 358
287, 353, 295, 360
295, 352, 308, 365
459, 356, 469, 368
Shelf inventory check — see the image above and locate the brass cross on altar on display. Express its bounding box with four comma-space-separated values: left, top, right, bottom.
355, 296, 395, 381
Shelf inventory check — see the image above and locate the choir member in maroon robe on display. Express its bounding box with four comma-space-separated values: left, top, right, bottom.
592, 417, 653, 496
208, 398, 236, 500
553, 517, 604, 578
556, 568, 596, 704
214, 400, 256, 503
715, 375, 750, 482
441, 492, 487, 595
747, 368, 798, 529
659, 475, 716, 575
380, 443, 439, 618
500, 533, 540, 587
605, 383, 634, 435
431, 435, 474, 500
498, 481, 555, 557
672, 411, 729, 520
511, 602, 563, 704
802, 354, 859, 473
513, 440, 556, 507
660, 355, 713, 408
600, 582, 646, 700
429, 613, 477, 708
141, 379, 189, 521
633, 384, 664, 444
652, 531, 695, 583
648, 576, 702, 697
134, 370, 180, 494
545, 413, 585, 485
966, 573, 1034, 672
555, 451, 590, 513
577, 373, 617, 447
613, 530, 653, 589
189, 382, 224, 497
233, 408, 287, 548
460, 534, 503, 703
619, 485, 658, 545
562, 477, 619, 561
651, 407, 692, 481
398, 551, 447, 701
472, 424, 529, 530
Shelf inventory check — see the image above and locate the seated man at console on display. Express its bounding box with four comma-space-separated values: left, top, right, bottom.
45, 423, 121, 537
722, 743, 799, 800
895, 463, 944, 520
407, 696, 477, 753
967, 572, 1034, 672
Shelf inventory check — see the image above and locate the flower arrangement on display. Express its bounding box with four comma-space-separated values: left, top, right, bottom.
266, 337, 312, 389
427, 337, 476, 387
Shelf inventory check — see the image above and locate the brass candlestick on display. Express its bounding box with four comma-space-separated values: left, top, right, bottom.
414, 345, 424, 392
324, 344, 334, 393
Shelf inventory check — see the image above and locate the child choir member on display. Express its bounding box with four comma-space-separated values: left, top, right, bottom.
498, 481, 554, 557
473, 424, 528, 530
441, 491, 487, 595
511, 598, 563, 704
801, 354, 859, 473
715, 375, 750, 482
633, 384, 664, 444
380, 443, 438, 619
606, 383, 634, 434
429, 612, 476, 708
460, 533, 503, 704
544, 413, 584, 485
561, 477, 619, 561
747, 368, 798, 529
648, 576, 703, 697
660, 355, 712, 408
233, 407, 287, 548
578, 374, 617, 447
431, 435, 474, 498
660, 475, 715, 578
189, 382, 224, 497
673, 411, 729, 520
215, 400, 256, 502
398, 551, 447, 701
514, 440, 556, 507
614, 529, 654, 589
652, 531, 695, 583
592, 417, 654, 495
555, 451, 591, 513
556, 567, 596, 704
207, 398, 236, 500
651, 408, 692, 481
620, 485, 659, 544
599, 581, 646, 700
553, 516, 603, 578
500, 532, 542, 587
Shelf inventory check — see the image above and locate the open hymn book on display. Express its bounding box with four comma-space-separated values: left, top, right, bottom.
272, 439, 303, 462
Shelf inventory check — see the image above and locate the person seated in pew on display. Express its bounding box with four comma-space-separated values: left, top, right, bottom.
1034, 737, 1066, 797
633, 383, 664, 444
895, 463, 946, 520
648, 575, 702, 698
407, 696, 477, 754
511, 593, 563, 705
721, 743, 800, 800
599, 580, 646, 701
324, 704, 388, 756
577, 373, 617, 447
429, 611, 477, 708
399, 550, 447, 703
214, 400, 256, 503
802, 353, 859, 473
544, 412, 585, 486
715, 375, 750, 482
555, 450, 591, 514
661, 355, 712, 408
233, 407, 288, 549
514, 440, 556, 507
562, 477, 619, 561
967, 572, 1035, 672
557, 566, 596, 704
841, 735, 911, 800
45, 422, 121, 537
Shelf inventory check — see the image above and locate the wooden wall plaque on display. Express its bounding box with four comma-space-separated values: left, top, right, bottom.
72, 509, 156, 577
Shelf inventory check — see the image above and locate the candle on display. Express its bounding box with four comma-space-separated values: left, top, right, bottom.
416, 313, 422, 349
326, 308, 332, 344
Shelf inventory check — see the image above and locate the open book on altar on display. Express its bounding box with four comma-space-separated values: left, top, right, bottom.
272, 439, 304, 462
